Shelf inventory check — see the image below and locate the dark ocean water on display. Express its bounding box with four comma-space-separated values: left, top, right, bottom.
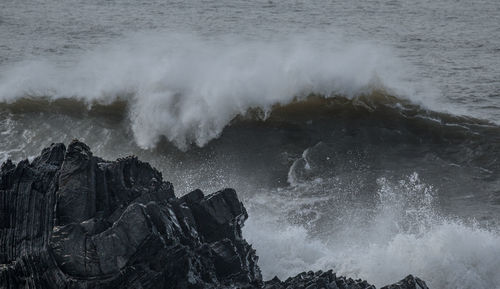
1, 1, 500, 288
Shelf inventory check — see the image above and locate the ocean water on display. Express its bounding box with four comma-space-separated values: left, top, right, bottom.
1, 1, 500, 288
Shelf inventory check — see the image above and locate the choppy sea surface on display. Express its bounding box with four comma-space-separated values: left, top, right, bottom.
1, 1, 500, 288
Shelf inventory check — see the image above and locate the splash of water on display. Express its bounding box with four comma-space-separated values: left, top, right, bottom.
244, 173, 500, 289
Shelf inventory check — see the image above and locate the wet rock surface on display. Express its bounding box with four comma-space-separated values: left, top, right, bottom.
0, 140, 429, 289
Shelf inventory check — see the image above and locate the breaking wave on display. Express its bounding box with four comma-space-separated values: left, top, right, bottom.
1, 32, 500, 289
0, 33, 444, 149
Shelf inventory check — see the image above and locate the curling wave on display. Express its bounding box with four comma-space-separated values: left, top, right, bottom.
0, 33, 444, 149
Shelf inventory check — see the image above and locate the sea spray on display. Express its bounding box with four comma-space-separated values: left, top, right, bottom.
244, 173, 500, 289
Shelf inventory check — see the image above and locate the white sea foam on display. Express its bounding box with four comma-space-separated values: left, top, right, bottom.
244, 173, 500, 289
0, 33, 440, 149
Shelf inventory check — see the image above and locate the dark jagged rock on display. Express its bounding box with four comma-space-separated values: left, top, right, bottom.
261, 271, 428, 289
262, 270, 374, 289
380, 275, 429, 289
0, 140, 430, 289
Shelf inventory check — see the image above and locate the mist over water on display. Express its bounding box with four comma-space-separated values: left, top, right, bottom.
1, 1, 500, 288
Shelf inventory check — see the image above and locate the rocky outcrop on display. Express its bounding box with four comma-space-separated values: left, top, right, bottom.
0, 140, 429, 289
263, 271, 428, 289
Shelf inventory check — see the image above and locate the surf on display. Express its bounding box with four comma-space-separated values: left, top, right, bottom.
0, 32, 445, 150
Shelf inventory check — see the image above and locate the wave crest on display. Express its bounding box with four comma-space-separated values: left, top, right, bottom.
0, 33, 439, 149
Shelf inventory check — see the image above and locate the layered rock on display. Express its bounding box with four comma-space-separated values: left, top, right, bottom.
0, 140, 429, 289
